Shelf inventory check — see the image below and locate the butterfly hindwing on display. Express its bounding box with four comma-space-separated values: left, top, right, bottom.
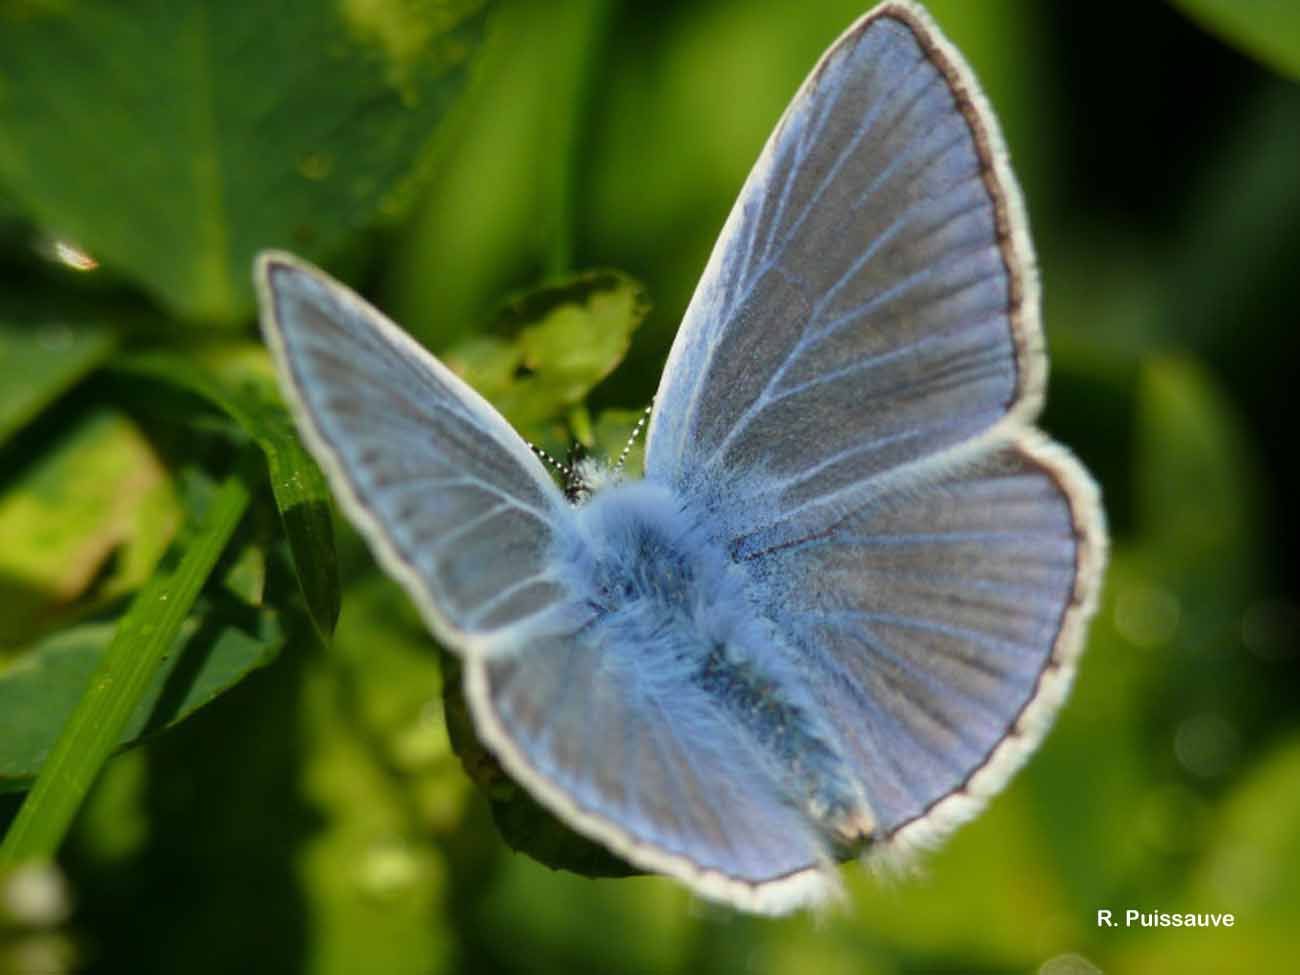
465, 621, 839, 911
752, 434, 1103, 851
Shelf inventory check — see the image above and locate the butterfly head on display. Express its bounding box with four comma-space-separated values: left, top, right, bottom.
568, 454, 621, 505
529, 402, 653, 507
525, 440, 620, 506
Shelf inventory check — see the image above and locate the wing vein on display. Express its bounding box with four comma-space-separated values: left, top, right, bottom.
465, 572, 560, 629
667, 47, 935, 466
697, 213, 999, 476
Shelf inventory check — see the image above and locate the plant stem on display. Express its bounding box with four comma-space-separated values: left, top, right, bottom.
0, 466, 253, 866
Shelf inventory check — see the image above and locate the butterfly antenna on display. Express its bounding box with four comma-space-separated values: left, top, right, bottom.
528, 441, 573, 482
613, 401, 653, 475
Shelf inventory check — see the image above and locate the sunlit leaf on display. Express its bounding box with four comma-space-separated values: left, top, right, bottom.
443, 269, 648, 439
0, 408, 179, 649
0, 0, 491, 323
1187, 734, 1300, 920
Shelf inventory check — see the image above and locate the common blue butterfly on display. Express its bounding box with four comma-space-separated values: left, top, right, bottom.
256, 0, 1106, 914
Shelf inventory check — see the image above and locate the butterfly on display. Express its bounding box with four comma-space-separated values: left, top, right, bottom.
256, 0, 1106, 914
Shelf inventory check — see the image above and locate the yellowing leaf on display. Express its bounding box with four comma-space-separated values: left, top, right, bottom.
0, 408, 179, 649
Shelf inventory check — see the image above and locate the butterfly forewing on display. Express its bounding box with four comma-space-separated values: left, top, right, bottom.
646, 3, 1039, 548
257, 254, 574, 644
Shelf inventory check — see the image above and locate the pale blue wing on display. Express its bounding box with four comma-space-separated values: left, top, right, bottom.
460, 477, 856, 907
465, 620, 837, 901
756, 439, 1102, 839
645, 4, 1039, 549
257, 253, 572, 643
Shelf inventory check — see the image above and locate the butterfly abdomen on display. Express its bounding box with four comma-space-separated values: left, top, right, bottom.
558, 480, 872, 843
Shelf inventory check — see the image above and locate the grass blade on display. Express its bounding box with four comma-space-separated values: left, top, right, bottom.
0, 463, 252, 866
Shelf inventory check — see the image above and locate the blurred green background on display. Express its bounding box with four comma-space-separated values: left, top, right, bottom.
2, 1, 1299, 972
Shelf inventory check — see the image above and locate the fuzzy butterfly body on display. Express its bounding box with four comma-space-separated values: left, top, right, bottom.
258, 0, 1105, 914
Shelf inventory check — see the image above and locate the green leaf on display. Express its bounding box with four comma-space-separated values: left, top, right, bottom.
443, 269, 649, 439
0, 0, 491, 324
114, 351, 340, 642
0, 598, 282, 793
0, 408, 180, 649
1172, 0, 1300, 80
0, 463, 253, 862
1018, 549, 1176, 909
0, 318, 115, 449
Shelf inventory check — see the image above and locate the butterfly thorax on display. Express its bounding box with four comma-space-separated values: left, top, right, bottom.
556, 479, 874, 845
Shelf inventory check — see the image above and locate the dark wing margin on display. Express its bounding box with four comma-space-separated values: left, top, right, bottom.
760, 431, 1105, 860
